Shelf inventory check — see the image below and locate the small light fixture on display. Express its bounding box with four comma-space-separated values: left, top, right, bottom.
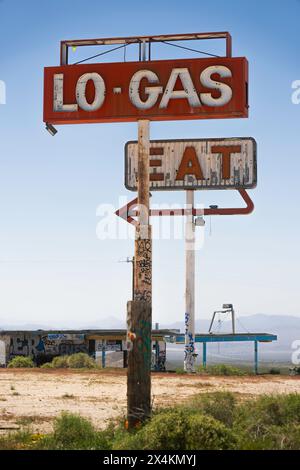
195, 217, 205, 227
45, 122, 58, 136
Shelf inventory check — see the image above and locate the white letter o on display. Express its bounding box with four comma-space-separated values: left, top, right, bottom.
76, 73, 105, 111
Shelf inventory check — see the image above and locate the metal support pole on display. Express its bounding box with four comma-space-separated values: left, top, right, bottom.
142, 41, 147, 61
184, 190, 196, 373
131, 257, 135, 301
203, 343, 207, 369
155, 322, 159, 371
102, 340, 106, 369
254, 340, 258, 375
127, 119, 152, 429
232, 307, 236, 334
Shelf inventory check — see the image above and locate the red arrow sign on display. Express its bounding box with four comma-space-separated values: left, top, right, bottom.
115, 189, 254, 225
115, 197, 139, 226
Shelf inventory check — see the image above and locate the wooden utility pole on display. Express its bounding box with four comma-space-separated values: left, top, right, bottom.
127, 119, 152, 429
184, 190, 196, 373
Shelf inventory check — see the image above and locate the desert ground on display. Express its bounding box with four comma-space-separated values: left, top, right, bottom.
0, 369, 299, 434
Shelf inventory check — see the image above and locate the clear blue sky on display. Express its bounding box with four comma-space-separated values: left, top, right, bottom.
0, 0, 299, 326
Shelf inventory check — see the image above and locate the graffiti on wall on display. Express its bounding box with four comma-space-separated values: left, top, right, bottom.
8, 333, 87, 362
151, 341, 166, 371
95, 340, 122, 352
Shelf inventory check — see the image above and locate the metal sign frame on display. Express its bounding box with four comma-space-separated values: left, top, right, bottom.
60, 32, 233, 65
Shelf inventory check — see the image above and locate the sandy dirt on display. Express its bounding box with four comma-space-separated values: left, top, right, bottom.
0, 369, 299, 434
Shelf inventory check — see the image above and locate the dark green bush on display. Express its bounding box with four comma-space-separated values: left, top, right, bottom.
185, 414, 236, 450
269, 368, 281, 375
7, 356, 34, 368
114, 407, 235, 450
114, 408, 191, 450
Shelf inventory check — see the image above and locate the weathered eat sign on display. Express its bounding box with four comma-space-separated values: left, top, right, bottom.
125, 138, 257, 191
43, 57, 248, 124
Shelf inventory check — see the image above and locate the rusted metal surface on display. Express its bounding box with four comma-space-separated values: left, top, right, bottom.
44, 57, 248, 124
115, 189, 254, 225
125, 138, 256, 191
60, 32, 233, 65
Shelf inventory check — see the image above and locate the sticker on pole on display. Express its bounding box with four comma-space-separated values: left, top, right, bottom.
125, 138, 257, 191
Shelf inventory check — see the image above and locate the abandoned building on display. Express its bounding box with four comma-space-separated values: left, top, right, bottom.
0, 329, 175, 370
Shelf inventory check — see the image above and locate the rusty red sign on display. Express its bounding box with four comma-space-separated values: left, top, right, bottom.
44, 57, 248, 124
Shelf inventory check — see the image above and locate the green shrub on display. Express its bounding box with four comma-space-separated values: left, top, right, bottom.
51, 356, 69, 368
190, 392, 236, 427
0, 430, 33, 450
234, 393, 300, 449
40, 362, 53, 369
67, 353, 96, 369
114, 408, 191, 450
236, 423, 300, 450
271, 423, 300, 450
236, 394, 300, 429
50, 353, 95, 369
7, 356, 34, 368
114, 407, 235, 450
37, 412, 110, 450
186, 414, 236, 450
269, 368, 281, 375
196, 364, 246, 376
53, 413, 95, 448
209, 364, 246, 376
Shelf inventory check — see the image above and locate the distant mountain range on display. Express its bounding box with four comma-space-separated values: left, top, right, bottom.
1, 313, 298, 332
